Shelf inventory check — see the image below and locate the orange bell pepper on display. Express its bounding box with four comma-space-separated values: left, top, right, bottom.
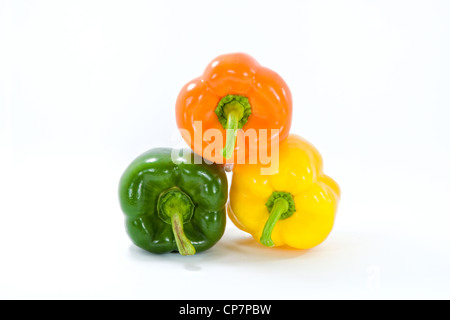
175, 53, 293, 164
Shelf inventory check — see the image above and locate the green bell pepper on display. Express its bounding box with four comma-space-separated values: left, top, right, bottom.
119, 148, 228, 256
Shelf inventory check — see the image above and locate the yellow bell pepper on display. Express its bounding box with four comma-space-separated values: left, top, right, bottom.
228, 134, 341, 249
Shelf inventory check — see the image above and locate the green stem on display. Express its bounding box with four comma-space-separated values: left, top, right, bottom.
170, 211, 196, 256
222, 111, 240, 159
260, 198, 289, 247
214, 95, 252, 159
157, 187, 196, 256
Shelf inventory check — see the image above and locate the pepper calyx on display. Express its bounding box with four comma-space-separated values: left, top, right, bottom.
265, 191, 296, 220
214, 94, 252, 129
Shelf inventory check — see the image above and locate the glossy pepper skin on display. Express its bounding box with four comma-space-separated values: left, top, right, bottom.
228, 135, 340, 249
176, 52, 293, 164
119, 148, 228, 255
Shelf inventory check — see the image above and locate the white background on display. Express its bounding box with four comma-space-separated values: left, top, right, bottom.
1, 1, 449, 300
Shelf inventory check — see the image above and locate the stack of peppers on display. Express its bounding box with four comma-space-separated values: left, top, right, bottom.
119, 53, 340, 256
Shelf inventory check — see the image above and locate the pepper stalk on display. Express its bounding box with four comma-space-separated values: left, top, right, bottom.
157, 187, 196, 256
260, 192, 296, 247
214, 95, 252, 159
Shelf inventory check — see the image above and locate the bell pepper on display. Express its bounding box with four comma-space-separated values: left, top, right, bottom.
176, 52, 293, 164
227, 134, 340, 249
119, 148, 228, 255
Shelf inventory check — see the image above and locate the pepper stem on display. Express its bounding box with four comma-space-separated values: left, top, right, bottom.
260, 198, 289, 247
170, 211, 196, 256
223, 110, 240, 159
157, 187, 196, 256
214, 95, 252, 159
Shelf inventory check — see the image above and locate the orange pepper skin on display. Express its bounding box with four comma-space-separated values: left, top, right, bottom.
176, 53, 293, 164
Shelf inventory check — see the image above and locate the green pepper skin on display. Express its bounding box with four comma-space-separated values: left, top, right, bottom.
119, 148, 228, 254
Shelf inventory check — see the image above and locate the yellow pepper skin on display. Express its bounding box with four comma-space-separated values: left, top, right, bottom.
228, 134, 341, 249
